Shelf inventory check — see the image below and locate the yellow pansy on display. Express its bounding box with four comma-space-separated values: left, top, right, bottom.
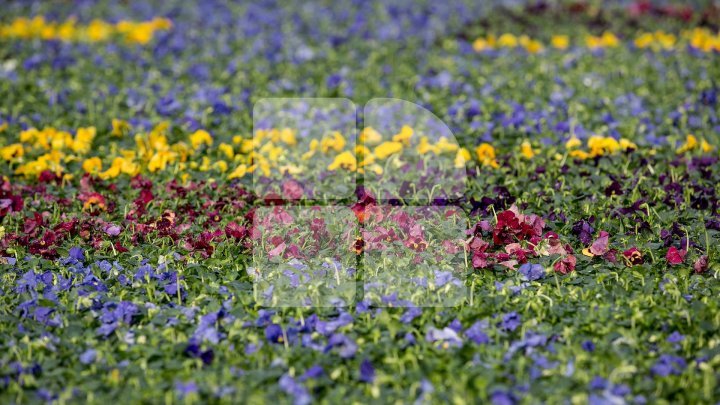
551, 35, 569, 49
87, 19, 112, 41
634, 33, 654, 49
601, 32, 619, 47
72, 127, 96, 154
82, 157, 102, 174
355, 145, 371, 157
213, 160, 228, 173
279, 128, 297, 146
241, 139, 254, 154
228, 164, 248, 180
15, 151, 64, 178
374, 141, 403, 159
392, 125, 413, 145
1, 144, 24, 161
359, 127, 382, 145
588, 136, 620, 157
475, 143, 499, 168
416, 137, 437, 155
218, 143, 234, 159
148, 150, 176, 172
677, 134, 698, 153
619, 139, 638, 151
259, 142, 284, 161
497, 33, 518, 47
472, 38, 493, 52
279, 164, 302, 175
454, 147, 470, 168
585, 35, 603, 49
656, 32, 676, 50
435, 137, 459, 153
170, 142, 190, 162
565, 136, 581, 149
328, 151, 357, 171
250, 155, 271, 177
701, 139, 713, 153
321, 132, 346, 153
359, 153, 376, 168
111, 119, 131, 137
99, 163, 121, 179
198, 157, 212, 172
524, 39, 544, 54
97, 157, 138, 179
362, 164, 383, 175
56, 19, 77, 41
119, 157, 139, 176
190, 129, 213, 150
520, 141, 536, 159
51, 130, 74, 150
20, 128, 39, 144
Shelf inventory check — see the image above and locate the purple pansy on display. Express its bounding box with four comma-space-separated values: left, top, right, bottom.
518, 263, 545, 281
359, 359, 375, 383
79, 349, 97, 365
651, 354, 687, 377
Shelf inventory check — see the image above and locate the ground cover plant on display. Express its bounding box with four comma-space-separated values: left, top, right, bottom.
1, 0, 720, 403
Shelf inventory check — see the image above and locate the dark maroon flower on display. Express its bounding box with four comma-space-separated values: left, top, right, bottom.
352, 237, 364, 255
24, 212, 46, 235
404, 236, 428, 252
471, 251, 490, 269
53, 219, 78, 235
554, 255, 576, 274
208, 211, 222, 223
602, 249, 619, 264
38, 170, 62, 184
492, 210, 523, 245
225, 221, 247, 240
281, 180, 304, 199
29, 231, 59, 259
693, 256, 709, 274
0, 192, 24, 219
114, 241, 129, 253
263, 192, 284, 205
622, 247, 644, 267
351, 188, 377, 224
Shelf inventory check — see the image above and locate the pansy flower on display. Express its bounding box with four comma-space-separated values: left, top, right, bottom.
358, 359, 375, 383
518, 263, 545, 281
352, 237, 364, 255
553, 255, 577, 274
693, 255, 708, 273
582, 231, 610, 257
622, 247, 644, 267
666, 247, 686, 265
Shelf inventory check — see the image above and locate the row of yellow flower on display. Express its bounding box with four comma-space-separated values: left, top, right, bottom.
563, 133, 713, 159
248, 126, 470, 177
0, 17, 172, 44
0, 121, 715, 182
472, 28, 720, 53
